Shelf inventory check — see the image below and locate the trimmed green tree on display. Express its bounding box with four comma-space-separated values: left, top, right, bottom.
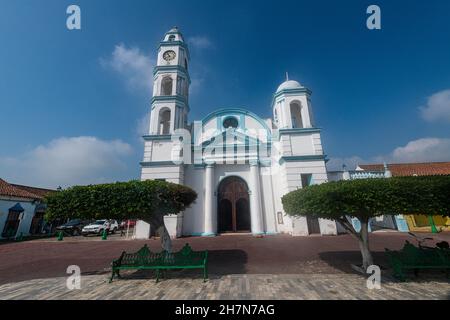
45, 180, 197, 251
282, 176, 450, 271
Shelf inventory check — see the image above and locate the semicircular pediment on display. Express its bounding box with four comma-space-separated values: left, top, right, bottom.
195, 108, 272, 146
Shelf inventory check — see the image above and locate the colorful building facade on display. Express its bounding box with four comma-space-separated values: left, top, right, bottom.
329, 161, 450, 233
0, 178, 54, 239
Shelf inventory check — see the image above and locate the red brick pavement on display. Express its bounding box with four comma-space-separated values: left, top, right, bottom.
0, 232, 449, 285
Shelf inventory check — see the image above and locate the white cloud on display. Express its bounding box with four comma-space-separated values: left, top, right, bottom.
328, 137, 450, 172
0, 137, 134, 188
136, 111, 151, 139
386, 137, 450, 163
189, 76, 205, 94
100, 44, 154, 95
420, 89, 450, 123
187, 36, 213, 50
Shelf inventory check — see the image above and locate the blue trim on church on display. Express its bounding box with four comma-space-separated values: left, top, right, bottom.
270, 87, 312, 109
274, 87, 312, 98
153, 65, 191, 83
279, 155, 327, 164
151, 95, 188, 104
151, 95, 189, 111
142, 135, 172, 141
140, 161, 178, 167
278, 128, 321, 135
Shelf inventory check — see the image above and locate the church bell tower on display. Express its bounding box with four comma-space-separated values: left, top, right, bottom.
149, 27, 190, 135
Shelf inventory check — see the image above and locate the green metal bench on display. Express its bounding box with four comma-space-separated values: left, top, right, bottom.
110, 243, 208, 283
385, 242, 450, 281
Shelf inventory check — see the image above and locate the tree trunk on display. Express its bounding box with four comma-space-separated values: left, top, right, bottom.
157, 224, 172, 253
358, 218, 374, 270
144, 214, 172, 253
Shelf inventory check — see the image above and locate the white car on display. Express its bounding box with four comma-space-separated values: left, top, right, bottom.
82, 219, 119, 236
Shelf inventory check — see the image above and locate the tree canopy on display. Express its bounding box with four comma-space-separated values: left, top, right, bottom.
282, 175, 450, 270
44, 180, 197, 222
282, 176, 450, 221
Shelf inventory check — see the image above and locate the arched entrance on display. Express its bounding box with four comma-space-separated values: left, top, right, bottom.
217, 176, 251, 233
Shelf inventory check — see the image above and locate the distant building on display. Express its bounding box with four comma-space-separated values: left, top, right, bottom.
0, 179, 55, 239
328, 161, 450, 233
357, 162, 450, 177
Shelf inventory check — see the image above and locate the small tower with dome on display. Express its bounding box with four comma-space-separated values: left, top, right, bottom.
270, 75, 330, 236
272, 75, 314, 129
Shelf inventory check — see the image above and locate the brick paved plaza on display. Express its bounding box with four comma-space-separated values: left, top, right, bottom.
0, 273, 449, 300
0, 233, 449, 299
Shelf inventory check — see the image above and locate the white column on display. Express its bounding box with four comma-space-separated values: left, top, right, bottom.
203, 163, 215, 236
169, 106, 176, 133
249, 161, 264, 235
279, 101, 289, 129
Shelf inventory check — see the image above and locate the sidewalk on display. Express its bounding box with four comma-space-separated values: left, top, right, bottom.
0, 273, 448, 300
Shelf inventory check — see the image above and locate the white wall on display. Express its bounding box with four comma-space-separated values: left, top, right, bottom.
182, 165, 205, 235
283, 160, 328, 191
134, 220, 151, 239
273, 160, 336, 236
141, 165, 184, 184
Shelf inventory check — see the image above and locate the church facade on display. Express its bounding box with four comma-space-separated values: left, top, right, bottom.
140, 27, 338, 237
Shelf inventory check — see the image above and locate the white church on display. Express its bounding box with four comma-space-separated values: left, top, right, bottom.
140, 27, 339, 238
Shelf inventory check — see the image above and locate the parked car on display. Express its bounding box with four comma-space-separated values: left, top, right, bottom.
82, 219, 119, 236
120, 219, 137, 229
109, 219, 119, 233
56, 219, 88, 236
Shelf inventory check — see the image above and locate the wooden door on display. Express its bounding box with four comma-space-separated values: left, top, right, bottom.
218, 177, 250, 233
307, 216, 321, 234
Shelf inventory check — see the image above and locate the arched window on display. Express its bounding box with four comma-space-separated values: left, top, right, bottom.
158, 108, 171, 134
161, 76, 173, 96
290, 101, 303, 128
168, 35, 175, 41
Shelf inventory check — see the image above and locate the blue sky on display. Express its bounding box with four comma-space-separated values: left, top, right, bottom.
1, 0, 450, 188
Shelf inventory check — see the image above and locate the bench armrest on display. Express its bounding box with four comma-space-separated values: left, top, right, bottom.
112, 251, 126, 268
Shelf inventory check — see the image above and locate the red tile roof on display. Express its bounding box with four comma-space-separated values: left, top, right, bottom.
359, 162, 450, 177
0, 179, 55, 200
10, 184, 55, 198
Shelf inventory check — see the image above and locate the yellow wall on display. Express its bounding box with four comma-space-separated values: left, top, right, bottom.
405, 214, 450, 232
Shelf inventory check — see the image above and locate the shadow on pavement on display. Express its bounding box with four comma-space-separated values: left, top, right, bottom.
319, 250, 450, 284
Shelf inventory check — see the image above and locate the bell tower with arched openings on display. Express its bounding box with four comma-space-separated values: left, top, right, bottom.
148, 27, 190, 135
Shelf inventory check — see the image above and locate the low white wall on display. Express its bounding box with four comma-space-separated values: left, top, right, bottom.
134, 220, 150, 239
291, 216, 308, 236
